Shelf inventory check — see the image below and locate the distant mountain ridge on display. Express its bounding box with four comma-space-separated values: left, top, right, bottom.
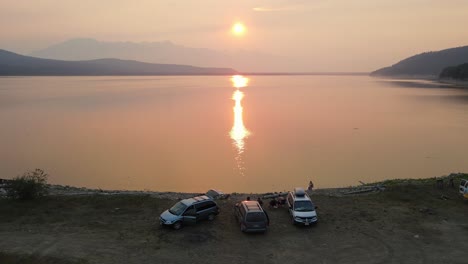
371, 46, 468, 78
29, 38, 296, 72
0, 49, 236, 76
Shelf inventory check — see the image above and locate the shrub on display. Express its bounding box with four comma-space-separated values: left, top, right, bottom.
6, 169, 49, 200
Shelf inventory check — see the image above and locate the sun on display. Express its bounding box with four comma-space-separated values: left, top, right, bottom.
232, 22, 246, 36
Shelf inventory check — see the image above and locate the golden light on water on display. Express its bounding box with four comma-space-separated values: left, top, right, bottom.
229, 75, 250, 175
230, 89, 249, 151
230, 75, 249, 88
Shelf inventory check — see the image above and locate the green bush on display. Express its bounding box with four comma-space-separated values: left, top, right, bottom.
6, 169, 49, 200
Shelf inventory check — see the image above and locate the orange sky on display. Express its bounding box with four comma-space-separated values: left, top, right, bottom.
1, 0, 468, 71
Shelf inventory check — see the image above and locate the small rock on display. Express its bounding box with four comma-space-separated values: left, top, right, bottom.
419, 208, 436, 215
414, 234, 419, 239
440, 195, 449, 200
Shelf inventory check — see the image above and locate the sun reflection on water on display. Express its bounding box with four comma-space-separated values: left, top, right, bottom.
229, 75, 250, 175
231, 75, 249, 88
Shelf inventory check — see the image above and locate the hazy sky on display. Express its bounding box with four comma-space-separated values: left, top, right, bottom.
1, 0, 468, 71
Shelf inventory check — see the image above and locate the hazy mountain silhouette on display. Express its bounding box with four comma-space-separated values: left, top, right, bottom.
29, 38, 297, 72
371, 46, 468, 78
0, 49, 236, 76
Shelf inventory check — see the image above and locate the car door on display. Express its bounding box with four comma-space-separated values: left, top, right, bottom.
195, 201, 210, 220
234, 204, 241, 223
182, 205, 197, 224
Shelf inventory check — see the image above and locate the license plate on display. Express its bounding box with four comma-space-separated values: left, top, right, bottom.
305, 222, 310, 226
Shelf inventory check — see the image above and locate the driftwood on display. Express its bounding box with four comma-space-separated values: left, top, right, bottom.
343, 181, 385, 195
262, 192, 288, 199
343, 187, 376, 195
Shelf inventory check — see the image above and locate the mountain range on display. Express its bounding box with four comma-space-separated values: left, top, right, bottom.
0, 49, 236, 76
29, 38, 296, 72
371, 46, 468, 78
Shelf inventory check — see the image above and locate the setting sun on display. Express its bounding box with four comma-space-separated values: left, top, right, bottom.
232, 22, 246, 36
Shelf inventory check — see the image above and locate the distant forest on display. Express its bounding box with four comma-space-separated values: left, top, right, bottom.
439, 63, 468, 80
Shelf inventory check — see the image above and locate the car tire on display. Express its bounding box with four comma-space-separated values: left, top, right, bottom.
173, 221, 182, 230
291, 217, 296, 226
240, 223, 246, 232
208, 213, 216, 221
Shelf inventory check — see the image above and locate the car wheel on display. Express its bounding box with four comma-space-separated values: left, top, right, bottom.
208, 213, 216, 221
240, 223, 246, 232
172, 221, 182, 230
291, 217, 296, 225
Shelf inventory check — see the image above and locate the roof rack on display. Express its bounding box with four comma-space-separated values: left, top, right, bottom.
193, 195, 210, 201
243, 201, 263, 211
294, 187, 306, 197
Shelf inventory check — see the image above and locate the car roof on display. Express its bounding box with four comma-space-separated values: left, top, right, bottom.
241, 201, 264, 212
181, 195, 212, 206
290, 188, 312, 202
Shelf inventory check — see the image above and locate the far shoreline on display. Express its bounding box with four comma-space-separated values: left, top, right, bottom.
0, 72, 370, 77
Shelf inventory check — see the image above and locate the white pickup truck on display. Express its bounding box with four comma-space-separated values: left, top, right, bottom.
460, 179, 468, 198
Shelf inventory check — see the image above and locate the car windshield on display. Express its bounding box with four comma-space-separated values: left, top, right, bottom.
246, 212, 266, 222
294, 201, 315, 212
169, 201, 187, 215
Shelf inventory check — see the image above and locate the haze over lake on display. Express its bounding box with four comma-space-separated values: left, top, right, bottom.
1, 76, 467, 193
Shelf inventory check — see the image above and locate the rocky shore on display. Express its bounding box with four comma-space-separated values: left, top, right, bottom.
1, 172, 465, 200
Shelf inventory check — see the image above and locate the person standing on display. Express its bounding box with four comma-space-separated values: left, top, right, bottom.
308, 180, 314, 191
257, 197, 263, 206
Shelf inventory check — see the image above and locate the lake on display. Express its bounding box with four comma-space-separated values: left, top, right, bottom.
1, 76, 467, 193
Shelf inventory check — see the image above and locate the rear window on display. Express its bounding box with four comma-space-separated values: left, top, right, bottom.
246, 212, 266, 222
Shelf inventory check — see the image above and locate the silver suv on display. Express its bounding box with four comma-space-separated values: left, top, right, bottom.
286, 187, 318, 226
159, 195, 219, 230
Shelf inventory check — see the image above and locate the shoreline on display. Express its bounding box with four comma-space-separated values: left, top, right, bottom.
2, 172, 465, 200
371, 75, 468, 88
438, 78, 468, 87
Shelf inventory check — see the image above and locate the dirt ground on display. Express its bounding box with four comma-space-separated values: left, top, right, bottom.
1, 183, 468, 264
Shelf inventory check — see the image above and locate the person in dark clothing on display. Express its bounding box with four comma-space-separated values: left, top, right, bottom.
269, 198, 278, 208
308, 180, 314, 191
257, 197, 263, 206
277, 196, 286, 207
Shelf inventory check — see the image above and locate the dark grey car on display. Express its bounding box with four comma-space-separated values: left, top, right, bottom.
160, 195, 219, 230
234, 201, 269, 233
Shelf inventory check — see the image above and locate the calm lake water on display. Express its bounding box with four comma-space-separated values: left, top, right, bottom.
1, 76, 467, 193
